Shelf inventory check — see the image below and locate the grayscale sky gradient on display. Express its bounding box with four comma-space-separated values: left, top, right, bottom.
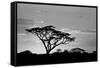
17, 3, 96, 54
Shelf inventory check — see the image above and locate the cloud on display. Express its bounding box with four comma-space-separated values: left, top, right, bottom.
27, 24, 41, 29
35, 20, 45, 24
17, 18, 35, 33
60, 28, 96, 35
60, 28, 81, 34
60, 28, 71, 32
17, 18, 34, 25
81, 29, 96, 33
27, 20, 45, 29
18, 33, 26, 36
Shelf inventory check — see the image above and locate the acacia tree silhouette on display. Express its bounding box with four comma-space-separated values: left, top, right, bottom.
26, 25, 75, 54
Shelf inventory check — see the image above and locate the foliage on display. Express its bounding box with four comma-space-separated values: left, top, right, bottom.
26, 25, 75, 54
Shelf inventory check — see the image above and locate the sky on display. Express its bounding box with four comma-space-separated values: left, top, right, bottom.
17, 3, 97, 54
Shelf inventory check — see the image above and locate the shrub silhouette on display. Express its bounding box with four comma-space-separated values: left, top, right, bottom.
70, 48, 86, 53
26, 25, 75, 54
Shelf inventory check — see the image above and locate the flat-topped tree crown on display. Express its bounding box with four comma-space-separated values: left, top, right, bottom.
26, 25, 75, 54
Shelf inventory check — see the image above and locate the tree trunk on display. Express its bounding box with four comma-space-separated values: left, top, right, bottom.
46, 51, 50, 55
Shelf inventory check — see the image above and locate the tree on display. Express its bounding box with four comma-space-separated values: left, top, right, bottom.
26, 25, 75, 54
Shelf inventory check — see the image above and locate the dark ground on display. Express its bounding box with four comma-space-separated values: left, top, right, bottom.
16, 50, 97, 66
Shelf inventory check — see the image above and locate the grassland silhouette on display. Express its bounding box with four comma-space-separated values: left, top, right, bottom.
16, 49, 97, 66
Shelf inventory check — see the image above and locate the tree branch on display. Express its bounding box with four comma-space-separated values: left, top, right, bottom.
50, 42, 63, 51
41, 39, 48, 53
36, 33, 48, 53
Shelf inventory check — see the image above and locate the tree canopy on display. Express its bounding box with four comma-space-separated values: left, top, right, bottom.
26, 25, 75, 54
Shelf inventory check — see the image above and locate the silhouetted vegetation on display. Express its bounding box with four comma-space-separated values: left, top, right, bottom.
16, 49, 97, 66
26, 25, 75, 54
18, 25, 97, 66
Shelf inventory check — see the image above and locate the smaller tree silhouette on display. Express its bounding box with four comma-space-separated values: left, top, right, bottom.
26, 25, 75, 54
70, 48, 85, 53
